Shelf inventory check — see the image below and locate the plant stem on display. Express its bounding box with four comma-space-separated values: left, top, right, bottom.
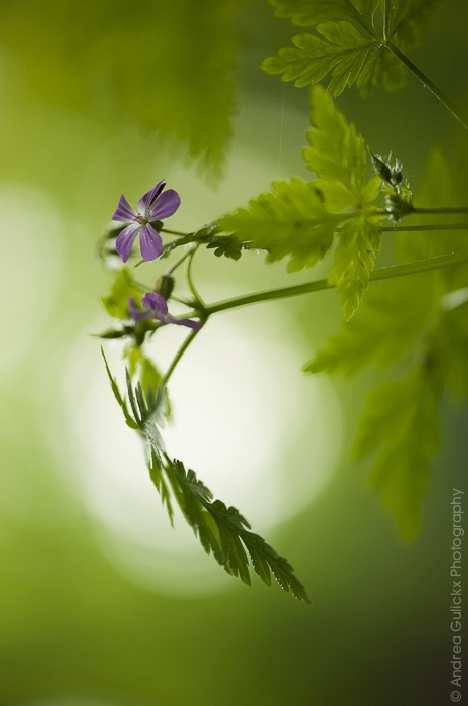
194, 252, 468, 317
380, 223, 468, 233
160, 327, 201, 388
187, 245, 205, 307
161, 227, 191, 237
386, 41, 468, 132
168, 248, 193, 275
413, 207, 468, 216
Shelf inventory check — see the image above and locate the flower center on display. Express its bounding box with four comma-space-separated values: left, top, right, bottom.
136, 214, 148, 225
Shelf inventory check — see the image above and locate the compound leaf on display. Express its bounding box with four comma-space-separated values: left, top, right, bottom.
218, 177, 335, 272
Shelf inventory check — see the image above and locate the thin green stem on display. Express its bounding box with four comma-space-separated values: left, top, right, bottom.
178, 252, 468, 318
386, 41, 468, 132
412, 206, 468, 216
160, 327, 201, 388
186, 245, 205, 307
380, 223, 468, 233
168, 248, 193, 275
161, 227, 191, 237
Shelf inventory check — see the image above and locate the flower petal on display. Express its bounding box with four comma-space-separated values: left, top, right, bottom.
112, 194, 136, 222
138, 180, 166, 214
142, 292, 168, 315
115, 223, 140, 262
148, 189, 181, 220
139, 224, 163, 261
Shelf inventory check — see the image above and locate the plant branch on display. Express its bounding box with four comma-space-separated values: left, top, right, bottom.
386, 41, 468, 132
160, 327, 201, 388
176, 252, 468, 318
380, 223, 468, 233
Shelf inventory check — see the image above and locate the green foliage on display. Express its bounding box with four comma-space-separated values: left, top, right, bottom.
306, 147, 468, 535
101, 348, 308, 600
158, 456, 309, 601
218, 177, 335, 272
102, 268, 140, 320
262, 0, 439, 95
329, 217, 381, 319
304, 86, 380, 210
219, 87, 383, 317
162, 226, 249, 262
1, 0, 242, 181
354, 367, 441, 539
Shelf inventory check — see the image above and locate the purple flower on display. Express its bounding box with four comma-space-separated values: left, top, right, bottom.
112, 180, 181, 263
128, 293, 201, 331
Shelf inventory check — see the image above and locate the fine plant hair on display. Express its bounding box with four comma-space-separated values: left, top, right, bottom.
98, 0, 468, 601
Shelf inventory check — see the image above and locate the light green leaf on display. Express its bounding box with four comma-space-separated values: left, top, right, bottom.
304, 85, 379, 210
354, 368, 441, 539
329, 217, 381, 320
102, 268, 140, 320
218, 177, 335, 272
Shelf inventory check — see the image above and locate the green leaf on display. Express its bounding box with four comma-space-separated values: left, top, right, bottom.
354, 368, 441, 539
102, 268, 140, 320
330, 216, 381, 320
304, 85, 380, 210
263, 0, 440, 95
100, 347, 139, 430
218, 177, 335, 272
160, 457, 309, 601
262, 22, 376, 94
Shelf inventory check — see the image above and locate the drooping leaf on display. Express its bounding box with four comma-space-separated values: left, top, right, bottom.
218, 177, 336, 272
159, 457, 309, 601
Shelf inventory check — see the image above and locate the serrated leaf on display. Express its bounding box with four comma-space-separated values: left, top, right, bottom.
102, 268, 140, 320
329, 217, 381, 320
263, 0, 438, 95
218, 177, 335, 272
354, 368, 441, 538
262, 22, 376, 94
304, 85, 380, 210
158, 457, 309, 601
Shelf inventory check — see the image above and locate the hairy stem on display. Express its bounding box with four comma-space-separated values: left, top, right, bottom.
386, 41, 468, 132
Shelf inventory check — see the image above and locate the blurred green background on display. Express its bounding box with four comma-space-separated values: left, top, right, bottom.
0, 1, 466, 705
